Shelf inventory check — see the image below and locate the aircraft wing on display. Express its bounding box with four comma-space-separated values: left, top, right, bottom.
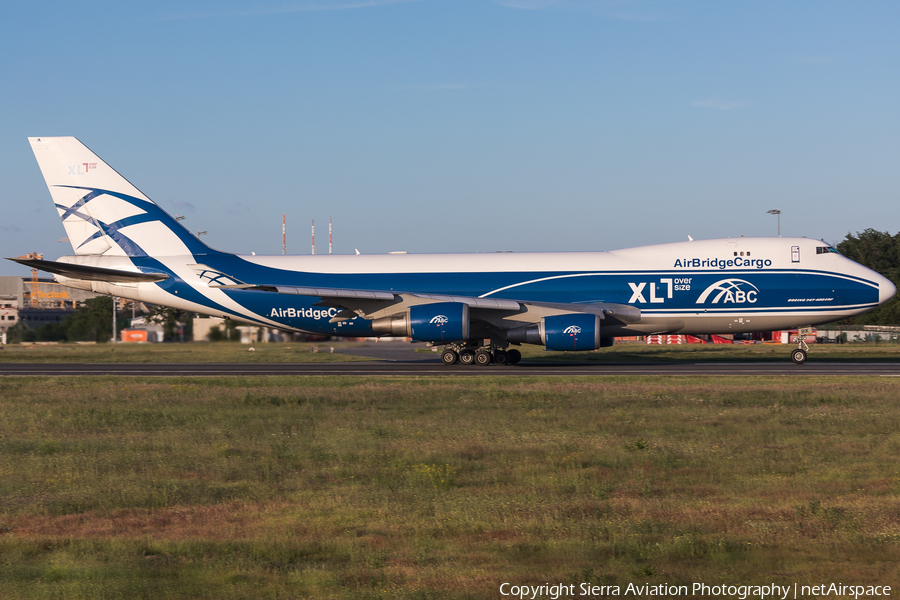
213, 283, 640, 324
519, 300, 642, 324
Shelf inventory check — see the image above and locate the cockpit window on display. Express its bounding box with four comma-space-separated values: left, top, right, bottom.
816, 246, 841, 255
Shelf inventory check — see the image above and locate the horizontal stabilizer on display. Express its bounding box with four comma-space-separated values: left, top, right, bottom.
6, 258, 169, 283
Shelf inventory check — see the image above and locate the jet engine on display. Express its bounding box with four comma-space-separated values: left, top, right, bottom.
507, 313, 605, 351
372, 302, 469, 342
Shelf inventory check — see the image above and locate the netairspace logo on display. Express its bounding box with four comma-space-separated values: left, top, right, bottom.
499, 581, 892, 599
563, 325, 582, 335
430, 315, 449, 325
696, 279, 760, 304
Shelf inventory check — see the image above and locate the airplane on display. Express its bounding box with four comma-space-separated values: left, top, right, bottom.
9, 136, 896, 366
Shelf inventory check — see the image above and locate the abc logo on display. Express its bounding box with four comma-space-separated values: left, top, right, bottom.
696, 279, 759, 304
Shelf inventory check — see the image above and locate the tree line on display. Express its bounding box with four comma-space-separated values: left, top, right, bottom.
835, 229, 900, 325
6, 298, 195, 343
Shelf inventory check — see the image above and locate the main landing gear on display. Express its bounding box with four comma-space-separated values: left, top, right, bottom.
440, 343, 521, 366
791, 327, 812, 365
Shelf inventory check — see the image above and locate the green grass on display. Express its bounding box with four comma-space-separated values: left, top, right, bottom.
6, 339, 900, 364
1, 376, 899, 598
0, 341, 373, 363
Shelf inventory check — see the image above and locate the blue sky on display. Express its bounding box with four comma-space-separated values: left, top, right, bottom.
2, 1, 898, 275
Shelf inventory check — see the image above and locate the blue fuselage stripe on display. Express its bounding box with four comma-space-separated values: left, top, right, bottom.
131, 254, 881, 335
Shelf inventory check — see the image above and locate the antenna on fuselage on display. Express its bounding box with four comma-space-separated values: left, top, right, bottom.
767, 209, 782, 237
311, 218, 316, 255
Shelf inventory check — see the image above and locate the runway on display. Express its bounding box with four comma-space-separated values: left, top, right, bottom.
2, 361, 899, 377
3, 340, 899, 376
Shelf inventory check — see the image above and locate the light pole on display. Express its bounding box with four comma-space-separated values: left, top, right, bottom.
767, 209, 781, 237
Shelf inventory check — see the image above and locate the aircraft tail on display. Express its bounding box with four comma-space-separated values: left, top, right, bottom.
28, 137, 217, 258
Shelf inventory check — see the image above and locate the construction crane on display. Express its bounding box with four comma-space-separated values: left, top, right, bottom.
15, 253, 43, 307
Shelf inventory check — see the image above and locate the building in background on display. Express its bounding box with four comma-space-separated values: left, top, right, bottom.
0, 276, 105, 338
1, 276, 103, 310
0, 277, 24, 339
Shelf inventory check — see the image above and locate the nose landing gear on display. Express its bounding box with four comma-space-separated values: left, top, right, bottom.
791, 327, 812, 365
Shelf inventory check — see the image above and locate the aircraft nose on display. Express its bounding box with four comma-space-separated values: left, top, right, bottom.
881, 275, 897, 305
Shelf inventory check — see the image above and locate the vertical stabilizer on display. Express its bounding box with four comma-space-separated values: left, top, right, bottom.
28, 137, 216, 257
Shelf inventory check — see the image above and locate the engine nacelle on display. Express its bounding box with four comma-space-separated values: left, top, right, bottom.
371, 302, 469, 342
410, 302, 469, 342
507, 313, 601, 351
543, 313, 600, 351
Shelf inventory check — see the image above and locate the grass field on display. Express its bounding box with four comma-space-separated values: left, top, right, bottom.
1, 375, 898, 598
0, 342, 373, 363
3, 339, 900, 363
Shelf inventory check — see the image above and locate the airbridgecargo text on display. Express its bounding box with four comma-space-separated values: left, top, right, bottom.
498, 581, 890, 598
268, 307, 340, 320
674, 257, 772, 269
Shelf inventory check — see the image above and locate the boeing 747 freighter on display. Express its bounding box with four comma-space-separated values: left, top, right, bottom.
10, 137, 896, 365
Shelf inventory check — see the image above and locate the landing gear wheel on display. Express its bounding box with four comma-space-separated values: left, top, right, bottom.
458, 349, 476, 365
475, 350, 493, 366
791, 348, 807, 365
506, 349, 521, 365
493, 350, 508, 365
441, 349, 459, 365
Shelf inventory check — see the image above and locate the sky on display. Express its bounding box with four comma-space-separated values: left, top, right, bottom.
2, 1, 899, 275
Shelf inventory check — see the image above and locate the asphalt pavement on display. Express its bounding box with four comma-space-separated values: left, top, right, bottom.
2, 361, 899, 377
